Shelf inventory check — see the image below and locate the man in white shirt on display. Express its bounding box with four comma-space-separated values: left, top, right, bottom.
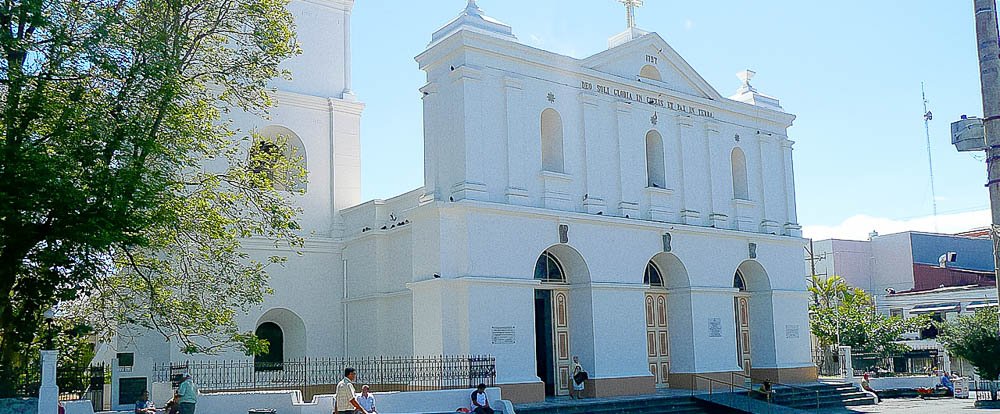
470, 383, 493, 414
355, 385, 376, 414
334, 368, 368, 414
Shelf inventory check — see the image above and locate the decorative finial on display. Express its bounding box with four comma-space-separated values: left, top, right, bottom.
737, 69, 756, 88
466, 0, 481, 14
619, 0, 644, 29
735, 69, 758, 95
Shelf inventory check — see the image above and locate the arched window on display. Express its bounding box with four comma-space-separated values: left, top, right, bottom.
639, 65, 662, 81
540, 109, 565, 173
731, 147, 749, 200
251, 126, 308, 191
644, 261, 663, 287
534, 251, 565, 283
733, 270, 747, 292
645, 130, 665, 188
254, 322, 284, 371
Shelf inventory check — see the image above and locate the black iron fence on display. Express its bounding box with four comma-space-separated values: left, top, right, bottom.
14, 363, 107, 412
852, 349, 941, 377
811, 347, 842, 377
153, 355, 496, 395
973, 380, 1000, 402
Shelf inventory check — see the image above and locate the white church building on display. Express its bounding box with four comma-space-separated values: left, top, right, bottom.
115, 0, 816, 404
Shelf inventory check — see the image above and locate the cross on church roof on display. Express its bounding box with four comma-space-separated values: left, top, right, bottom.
619, 0, 643, 29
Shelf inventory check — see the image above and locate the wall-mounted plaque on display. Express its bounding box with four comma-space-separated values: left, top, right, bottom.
708, 318, 723, 338
491, 326, 516, 345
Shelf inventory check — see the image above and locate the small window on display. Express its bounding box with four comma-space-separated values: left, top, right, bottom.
644, 261, 663, 287
889, 308, 903, 318
733, 270, 747, 291
116, 352, 135, 367
534, 251, 566, 283
639, 65, 661, 81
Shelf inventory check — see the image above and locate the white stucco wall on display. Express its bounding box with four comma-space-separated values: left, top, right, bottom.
871, 233, 916, 295
416, 28, 799, 238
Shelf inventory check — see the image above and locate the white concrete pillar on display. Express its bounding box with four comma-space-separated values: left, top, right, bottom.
37, 350, 59, 414
941, 348, 951, 374
839, 345, 853, 378
504, 77, 529, 204
780, 139, 798, 225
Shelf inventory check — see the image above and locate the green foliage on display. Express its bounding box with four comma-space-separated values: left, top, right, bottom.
19, 319, 98, 394
808, 275, 930, 356
938, 310, 1000, 381
0, 0, 300, 396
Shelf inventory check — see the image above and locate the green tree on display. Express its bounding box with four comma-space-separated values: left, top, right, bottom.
938, 310, 1000, 399
808, 276, 929, 357
0, 0, 300, 396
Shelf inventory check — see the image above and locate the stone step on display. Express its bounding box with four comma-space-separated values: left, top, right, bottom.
766, 383, 876, 410
773, 390, 869, 404
513, 396, 722, 414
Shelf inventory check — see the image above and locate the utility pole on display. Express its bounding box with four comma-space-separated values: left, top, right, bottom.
805, 239, 823, 306
972, 0, 1000, 333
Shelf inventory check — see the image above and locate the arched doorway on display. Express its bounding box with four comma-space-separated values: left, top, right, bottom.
255, 308, 307, 365
644, 252, 690, 388
533, 245, 588, 396
733, 260, 772, 378
255, 322, 284, 371
643, 261, 669, 387
734, 270, 752, 376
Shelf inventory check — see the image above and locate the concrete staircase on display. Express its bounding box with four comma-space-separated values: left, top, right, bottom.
767, 382, 876, 410
513, 394, 730, 414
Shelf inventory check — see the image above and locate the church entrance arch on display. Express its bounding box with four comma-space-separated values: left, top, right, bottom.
532, 245, 589, 396
255, 308, 307, 368
733, 260, 771, 377
643, 252, 689, 388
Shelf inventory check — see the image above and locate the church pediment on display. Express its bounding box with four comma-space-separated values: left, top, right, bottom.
581, 32, 723, 101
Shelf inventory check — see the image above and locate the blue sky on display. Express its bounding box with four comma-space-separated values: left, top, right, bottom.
351, 1, 991, 240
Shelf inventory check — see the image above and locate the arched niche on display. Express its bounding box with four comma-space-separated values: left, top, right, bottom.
645, 130, 666, 188
254, 125, 308, 191
540, 109, 565, 173
731, 147, 749, 200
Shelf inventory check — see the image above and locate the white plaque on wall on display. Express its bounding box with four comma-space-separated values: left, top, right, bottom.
491, 326, 516, 345
785, 324, 800, 339
708, 318, 723, 338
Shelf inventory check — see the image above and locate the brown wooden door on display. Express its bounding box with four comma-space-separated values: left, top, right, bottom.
736, 296, 752, 375
553, 290, 572, 396
645, 292, 670, 387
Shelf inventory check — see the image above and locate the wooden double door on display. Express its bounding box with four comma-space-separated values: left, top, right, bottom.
735, 295, 752, 375
534, 289, 572, 396
645, 291, 670, 387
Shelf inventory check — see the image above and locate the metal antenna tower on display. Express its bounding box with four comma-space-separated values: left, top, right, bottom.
922, 82, 939, 231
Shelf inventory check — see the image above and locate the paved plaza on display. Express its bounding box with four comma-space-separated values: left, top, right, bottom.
816, 397, 992, 413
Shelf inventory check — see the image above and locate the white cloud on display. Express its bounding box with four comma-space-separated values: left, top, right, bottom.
802, 209, 990, 241
684, 19, 695, 30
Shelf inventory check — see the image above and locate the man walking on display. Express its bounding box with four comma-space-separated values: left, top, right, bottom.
334, 367, 369, 414
177, 373, 197, 414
